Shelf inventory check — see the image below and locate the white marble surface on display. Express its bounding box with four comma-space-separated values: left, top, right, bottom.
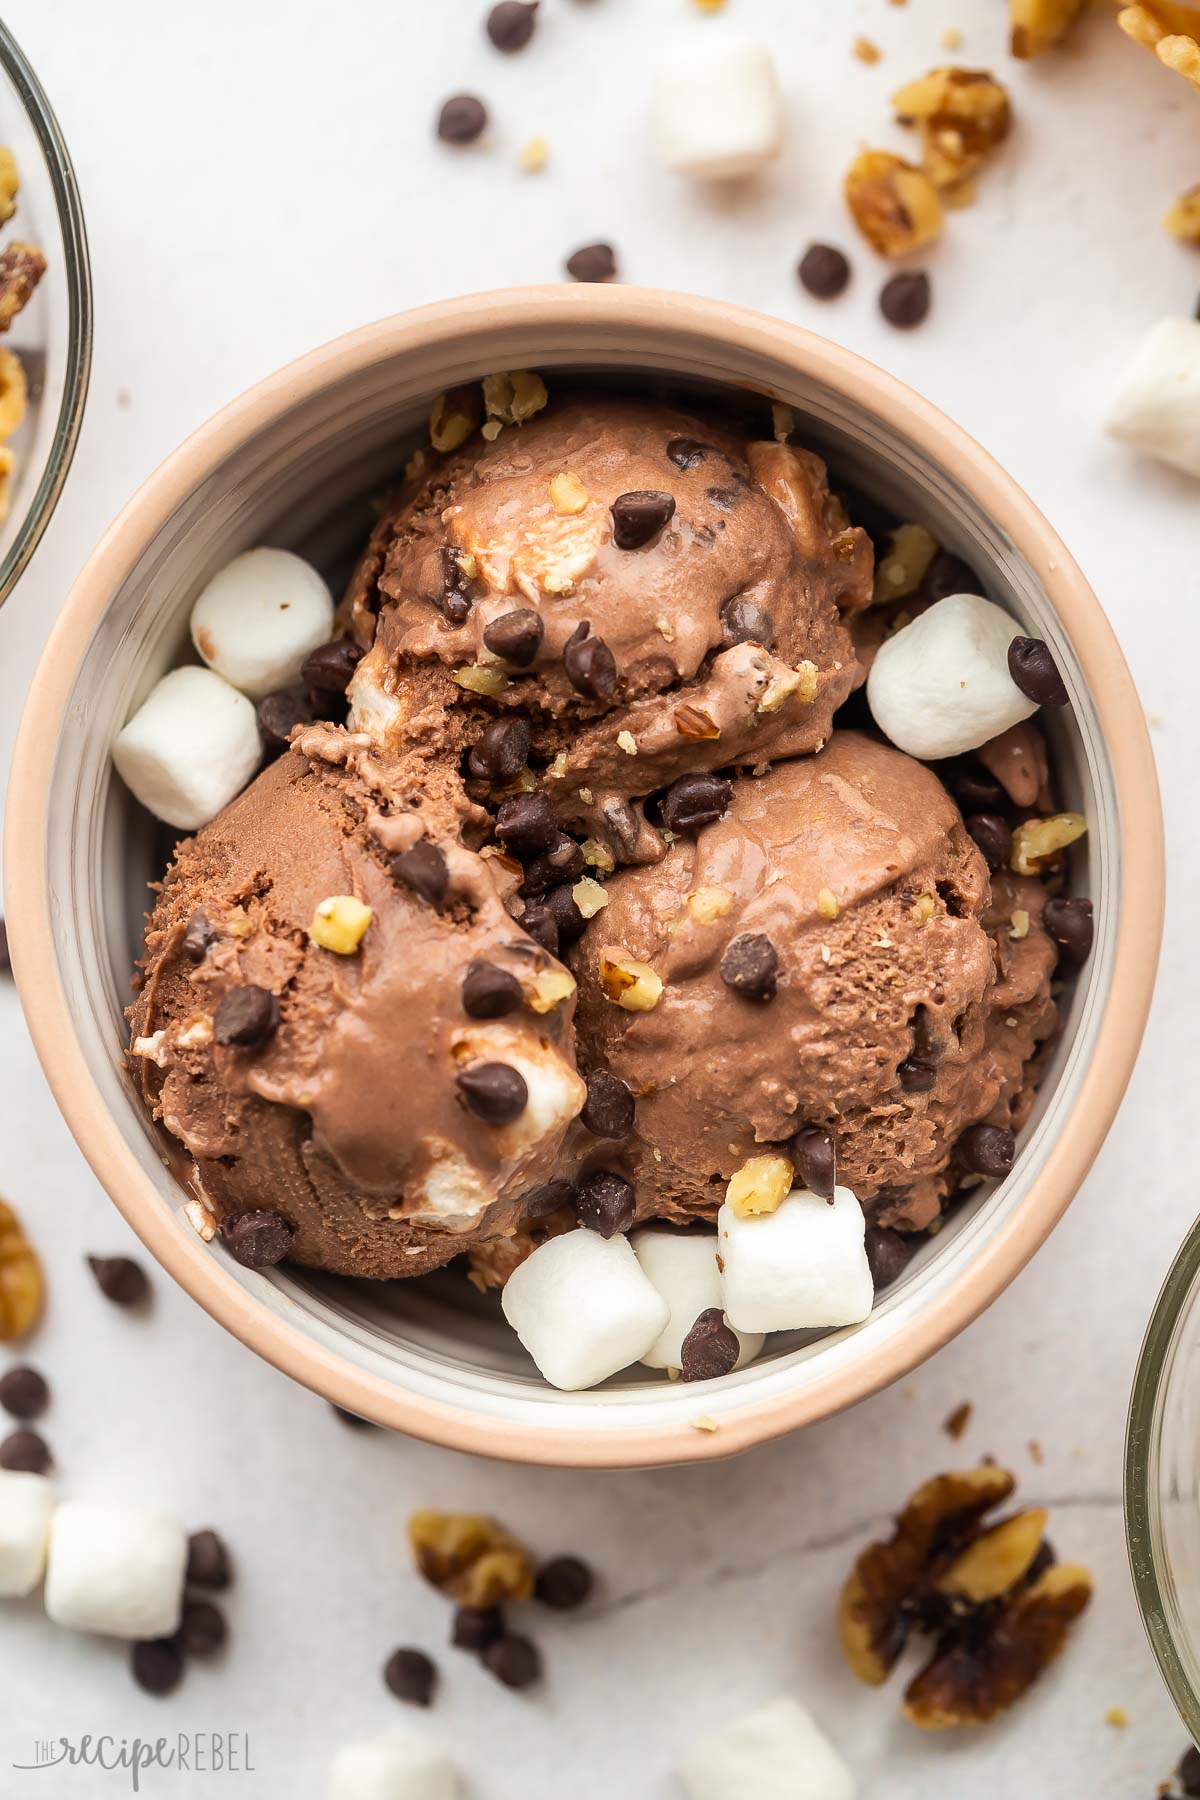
0, 0, 1195, 1793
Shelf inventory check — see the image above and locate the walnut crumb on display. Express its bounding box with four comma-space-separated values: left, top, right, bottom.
855, 35, 883, 63
817, 888, 840, 920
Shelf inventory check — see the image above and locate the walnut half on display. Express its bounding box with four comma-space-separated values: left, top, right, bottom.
408, 1511, 534, 1608
844, 150, 944, 259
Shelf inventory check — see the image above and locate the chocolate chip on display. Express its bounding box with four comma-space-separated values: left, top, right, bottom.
131, 1638, 183, 1697
0, 1366, 48, 1421
949, 765, 1006, 813
720, 595, 773, 648
798, 242, 851, 299
521, 901, 558, 954
483, 608, 544, 666
457, 1062, 528, 1124
965, 813, 1012, 871
0, 1429, 50, 1473
658, 771, 733, 836
610, 490, 676, 550
665, 437, 712, 472
1008, 635, 1068, 707
435, 547, 475, 625
565, 242, 617, 283
437, 94, 488, 144
300, 638, 363, 693
495, 791, 558, 857
958, 1123, 1016, 1179
706, 485, 738, 511
182, 909, 216, 963
1042, 896, 1094, 966
603, 796, 641, 860
534, 1556, 593, 1609
391, 840, 449, 907
179, 1598, 227, 1658
469, 716, 531, 783
213, 985, 279, 1049
924, 551, 985, 601
221, 1209, 294, 1269
452, 1606, 505, 1652
0, 919, 9, 976
482, 1633, 542, 1690
186, 1528, 233, 1591
486, 0, 538, 51
680, 1308, 740, 1382
462, 960, 523, 1019
898, 1058, 937, 1094
880, 270, 931, 329
574, 1170, 635, 1238
384, 1646, 437, 1707
545, 882, 587, 946
256, 686, 313, 753
864, 1225, 916, 1289
87, 1254, 149, 1306
580, 1070, 635, 1139
562, 622, 617, 699
522, 832, 585, 895
719, 933, 779, 1002
1179, 1745, 1200, 1796
792, 1124, 835, 1200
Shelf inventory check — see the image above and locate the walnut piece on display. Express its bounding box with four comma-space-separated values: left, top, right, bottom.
0, 148, 17, 226
1119, 4, 1200, 93
725, 1154, 794, 1218
892, 67, 1012, 195
873, 523, 939, 603
1009, 812, 1086, 876
1165, 184, 1200, 243
674, 704, 722, 741
844, 150, 944, 258
1009, 0, 1087, 58
0, 242, 46, 331
482, 369, 549, 426
598, 947, 663, 1011
309, 895, 372, 955
408, 1511, 534, 1607
0, 1197, 43, 1340
430, 386, 483, 454
0, 346, 28, 442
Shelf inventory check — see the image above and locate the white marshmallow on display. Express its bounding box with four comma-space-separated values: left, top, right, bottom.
655, 42, 784, 181
1106, 317, 1200, 481
718, 1187, 873, 1336
347, 643, 403, 739
328, 1730, 457, 1800
190, 546, 334, 700
0, 1471, 53, 1597
112, 665, 262, 831
866, 592, 1037, 761
501, 1228, 669, 1391
631, 1228, 763, 1372
44, 1500, 186, 1640
679, 1696, 857, 1800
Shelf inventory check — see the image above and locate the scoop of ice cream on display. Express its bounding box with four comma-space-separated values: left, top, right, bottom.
129, 727, 585, 1279
569, 732, 1058, 1231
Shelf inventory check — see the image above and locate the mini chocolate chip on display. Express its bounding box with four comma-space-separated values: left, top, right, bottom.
521, 901, 559, 954
864, 1226, 916, 1289
495, 791, 558, 857
665, 437, 712, 472
0, 919, 9, 976
563, 621, 617, 698
182, 909, 216, 963
798, 242, 851, 299
462, 960, 523, 1019
581, 1070, 635, 1139
435, 547, 475, 625
437, 93, 488, 144
300, 638, 363, 693
1179, 1745, 1200, 1796
213, 985, 279, 1049
469, 716, 531, 783
179, 1598, 227, 1658
658, 771, 733, 836
452, 1606, 505, 1652
545, 882, 587, 945
958, 1122, 1016, 1179
574, 1170, 635, 1238
565, 241, 617, 283
87, 1254, 150, 1307
965, 813, 1012, 871
681, 1308, 740, 1382
482, 1633, 541, 1690
0, 1429, 50, 1473
610, 490, 676, 550
391, 840, 449, 908
880, 270, 931, 329
1042, 896, 1094, 965
131, 1638, 183, 1697
949, 765, 1006, 813
535, 1556, 593, 1609
486, 0, 538, 51
792, 1124, 835, 1200
719, 933, 779, 1002
0, 1366, 48, 1421
256, 686, 314, 753
384, 1646, 437, 1707
924, 551, 985, 601
522, 833, 585, 895
186, 1529, 233, 1589
457, 1062, 528, 1124
897, 1058, 937, 1094
221, 1209, 294, 1269
483, 608, 544, 666
1008, 636, 1068, 707
720, 595, 773, 648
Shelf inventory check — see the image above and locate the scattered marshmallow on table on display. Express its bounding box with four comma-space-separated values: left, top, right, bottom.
44, 1500, 186, 1640
190, 546, 334, 700
327, 1728, 457, 1800
501, 1228, 669, 1391
631, 1228, 763, 1372
0, 1470, 53, 1598
718, 1187, 873, 1336
1105, 317, 1200, 481
112, 665, 262, 831
654, 42, 784, 181
678, 1696, 856, 1800
866, 592, 1037, 760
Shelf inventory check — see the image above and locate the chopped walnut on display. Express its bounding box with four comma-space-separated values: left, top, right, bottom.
549, 471, 589, 515
1118, 4, 1200, 93
453, 663, 509, 697
725, 1154, 794, 1218
0, 1197, 43, 1340
572, 876, 609, 919
523, 969, 576, 1013
430, 386, 483, 454
855, 36, 883, 64
817, 887, 840, 920
482, 369, 549, 426
1010, 812, 1086, 876
598, 947, 663, 1011
687, 885, 733, 924
873, 523, 939, 603
1009, 0, 1087, 58
0, 242, 45, 332
844, 150, 943, 258
0, 148, 17, 226
1165, 183, 1200, 243
892, 67, 1011, 195
408, 1511, 534, 1608
674, 703, 721, 741
910, 892, 937, 925
309, 895, 372, 955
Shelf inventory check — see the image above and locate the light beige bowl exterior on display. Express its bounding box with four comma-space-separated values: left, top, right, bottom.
4, 288, 1163, 1467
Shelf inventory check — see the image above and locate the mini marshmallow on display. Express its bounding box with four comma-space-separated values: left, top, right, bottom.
655, 42, 784, 181
1106, 317, 1200, 480
502, 1228, 669, 1391
718, 1187, 873, 1336
0, 1471, 53, 1597
44, 1500, 186, 1640
632, 1228, 763, 1372
679, 1696, 857, 1800
190, 546, 334, 699
112, 665, 262, 831
328, 1729, 458, 1800
866, 592, 1037, 761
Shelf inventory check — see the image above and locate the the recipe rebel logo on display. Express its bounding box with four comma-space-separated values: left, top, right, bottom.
12, 1733, 255, 1791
